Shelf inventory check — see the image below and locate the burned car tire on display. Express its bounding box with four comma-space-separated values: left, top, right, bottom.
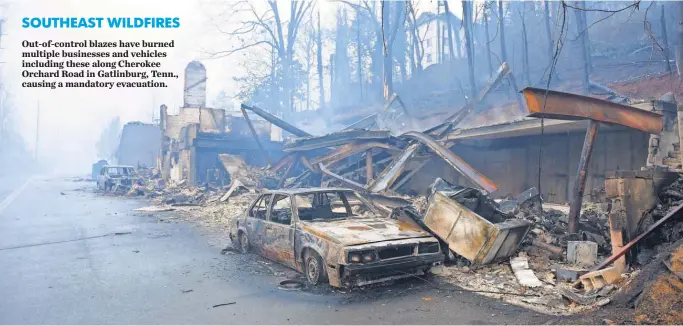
238, 232, 250, 254
304, 251, 328, 285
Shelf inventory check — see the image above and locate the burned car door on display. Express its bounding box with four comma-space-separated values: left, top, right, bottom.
261, 194, 296, 269
246, 194, 271, 253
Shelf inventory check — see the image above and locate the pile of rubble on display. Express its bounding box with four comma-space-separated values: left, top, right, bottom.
96, 64, 682, 319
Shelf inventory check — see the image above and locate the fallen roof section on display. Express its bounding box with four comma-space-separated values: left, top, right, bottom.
401, 131, 499, 194
284, 129, 391, 152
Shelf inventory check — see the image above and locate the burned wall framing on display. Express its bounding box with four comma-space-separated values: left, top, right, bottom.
412, 128, 649, 203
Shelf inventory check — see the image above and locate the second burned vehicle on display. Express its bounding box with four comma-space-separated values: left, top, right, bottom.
229, 188, 444, 287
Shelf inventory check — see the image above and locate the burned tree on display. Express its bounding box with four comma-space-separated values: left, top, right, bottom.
380, 0, 405, 99
463, 0, 476, 99
483, 2, 493, 77
443, 0, 456, 61
210, 0, 314, 116
317, 9, 325, 110
573, 1, 590, 92
519, 2, 531, 86
544, 1, 553, 69
407, 0, 427, 74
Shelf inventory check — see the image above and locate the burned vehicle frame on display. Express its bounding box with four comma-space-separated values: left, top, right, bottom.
229, 188, 444, 287
96, 165, 141, 192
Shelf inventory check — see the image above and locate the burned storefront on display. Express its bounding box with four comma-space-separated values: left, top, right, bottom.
158, 61, 285, 186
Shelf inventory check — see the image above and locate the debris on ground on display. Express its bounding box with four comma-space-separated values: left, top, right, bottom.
93, 85, 683, 321
510, 256, 543, 288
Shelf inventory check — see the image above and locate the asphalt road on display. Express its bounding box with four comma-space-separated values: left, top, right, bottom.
0, 176, 551, 324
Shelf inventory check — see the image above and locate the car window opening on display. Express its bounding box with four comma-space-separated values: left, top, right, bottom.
270, 194, 292, 225
295, 191, 373, 221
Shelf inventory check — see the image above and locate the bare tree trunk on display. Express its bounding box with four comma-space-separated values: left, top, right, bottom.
382, 1, 393, 99
677, 2, 683, 76
544, 1, 553, 64
380, 1, 405, 99
662, 4, 673, 74
484, 3, 493, 77
330, 53, 335, 100
573, 3, 590, 92
316, 10, 325, 110
408, 38, 416, 75
436, 2, 441, 63
581, 9, 592, 73
408, 1, 424, 73
463, 0, 476, 99
454, 23, 463, 59
520, 4, 531, 86
396, 20, 408, 84
498, 1, 523, 108
444, 0, 455, 61
498, 0, 508, 62
357, 6, 364, 99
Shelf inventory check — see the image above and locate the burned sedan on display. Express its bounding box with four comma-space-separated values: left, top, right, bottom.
96, 165, 142, 192
229, 188, 444, 287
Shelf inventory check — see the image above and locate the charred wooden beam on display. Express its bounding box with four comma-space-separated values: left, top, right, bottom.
240, 107, 272, 166
568, 120, 599, 234
279, 155, 298, 188
284, 129, 391, 152
401, 132, 499, 194
241, 104, 311, 137
367, 143, 420, 193
309, 141, 396, 167
318, 163, 365, 191
269, 153, 296, 174
365, 150, 373, 184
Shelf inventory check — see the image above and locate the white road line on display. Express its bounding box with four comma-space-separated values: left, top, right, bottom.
0, 177, 34, 214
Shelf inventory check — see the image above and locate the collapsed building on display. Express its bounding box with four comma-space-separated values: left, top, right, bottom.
119, 60, 682, 320
158, 61, 284, 186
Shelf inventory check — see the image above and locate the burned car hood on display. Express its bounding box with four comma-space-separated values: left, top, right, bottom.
299, 217, 431, 246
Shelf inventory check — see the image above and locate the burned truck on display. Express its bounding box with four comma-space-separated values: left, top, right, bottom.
229, 188, 444, 287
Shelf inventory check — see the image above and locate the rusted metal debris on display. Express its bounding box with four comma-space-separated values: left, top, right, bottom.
521, 87, 663, 134
365, 63, 511, 195
521, 87, 664, 235
591, 201, 683, 272
421, 188, 532, 265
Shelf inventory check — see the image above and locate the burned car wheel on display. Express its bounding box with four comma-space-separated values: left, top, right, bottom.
238, 232, 250, 254
304, 251, 327, 285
